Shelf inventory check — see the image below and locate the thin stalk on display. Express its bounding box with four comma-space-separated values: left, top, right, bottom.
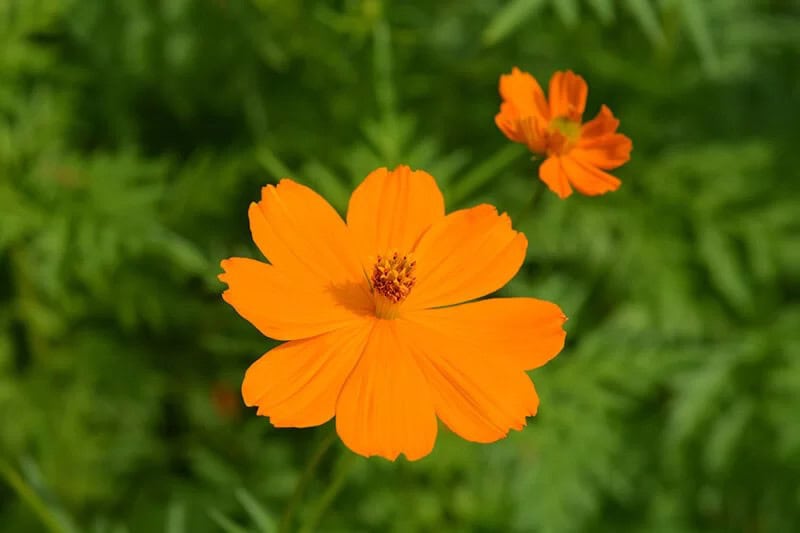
279, 430, 337, 533
511, 179, 547, 227
298, 453, 356, 533
0, 460, 65, 533
449, 144, 526, 206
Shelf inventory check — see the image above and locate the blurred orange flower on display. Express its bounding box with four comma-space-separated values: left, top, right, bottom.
219, 166, 567, 461
496, 68, 632, 199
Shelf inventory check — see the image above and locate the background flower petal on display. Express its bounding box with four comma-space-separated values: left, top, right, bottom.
580, 104, 620, 138
539, 156, 573, 199
561, 155, 622, 195
336, 320, 438, 461
249, 179, 365, 288
573, 105, 633, 169
496, 109, 549, 154
499, 67, 549, 121
346, 166, 445, 262
404, 298, 566, 370
242, 323, 373, 428
404, 205, 527, 309
495, 103, 527, 143
571, 133, 632, 170
548, 70, 588, 122
398, 318, 540, 443
220, 257, 372, 340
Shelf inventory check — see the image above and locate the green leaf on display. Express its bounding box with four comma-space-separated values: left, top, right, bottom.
208, 510, 251, 533
552, 0, 580, 28
678, 0, 720, 73
447, 144, 525, 206
255, 146, 293, 181
164, 502, 185, 533
235, 489, 277, 533
623, 0, 666, 47
587, 0, 615, 24
482, 0, 547, 45
302, 160, 351, 213
696, 224, 753, 315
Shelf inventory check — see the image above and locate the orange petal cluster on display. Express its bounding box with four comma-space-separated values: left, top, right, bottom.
495, 67, 632, 199
219, 166, 567, 461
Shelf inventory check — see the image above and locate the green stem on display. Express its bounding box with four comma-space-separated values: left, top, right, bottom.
510, 179, 547, 227
449, 144, 526, 207
0, 460, 65, 533
279, 430, 337, 533
298, 453, 356, 533
9, 247, 47, 363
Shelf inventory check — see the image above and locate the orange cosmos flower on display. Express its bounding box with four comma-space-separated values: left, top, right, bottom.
219, 165, 567, 461
495, 67, 632, 199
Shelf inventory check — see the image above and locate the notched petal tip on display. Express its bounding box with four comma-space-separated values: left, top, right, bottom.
276, 177, 299, 187
598, 103, 615, 118
258, 185, 273, 202
220, 289, 232, 305
218, 259, 238, 285
391, 163, 411, 174
247, 200, 263, 220
467, 204, 525, 236
503, 65, 530, 81
345, 442, 431, 462
467, 203, 498, 218
562, 69, 581, 81
258, 179, 301, 202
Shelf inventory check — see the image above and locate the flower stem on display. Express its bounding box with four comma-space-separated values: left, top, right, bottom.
279, 430, 337, 533
298, 453, 356, 533
449, 144, 526, 207
0, 460, 66, 533
511, 181, 547, 227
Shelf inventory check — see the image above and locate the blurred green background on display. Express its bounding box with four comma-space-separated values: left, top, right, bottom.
1, 0, 799, 531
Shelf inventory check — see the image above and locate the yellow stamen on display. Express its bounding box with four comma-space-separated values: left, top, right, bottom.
549, 116, 581, 140
547, 116, 581, 155
371, 251, 416, 319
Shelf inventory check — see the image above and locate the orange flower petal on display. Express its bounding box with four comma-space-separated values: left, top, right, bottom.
495, 103, 527, 144
571, 134, 632, 170
495, 110, 548, 154
561, 155, 622, 196
548, 70, 588, 122
397, 318, 540, 443
404, 205, 527, 309
335, 320, 437, 461
539, 156, 573, 199
220, 258, 372, 340
499, 67, 550, 121
404, 298, 566, 370
346, 166, 445, 263
242, 322, 373, 427
573, 105, 632, 169
580, 104, 619, 138
249, 179, 365, 288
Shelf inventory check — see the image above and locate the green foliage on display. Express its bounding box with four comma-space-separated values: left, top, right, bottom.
1, 0, 798, 532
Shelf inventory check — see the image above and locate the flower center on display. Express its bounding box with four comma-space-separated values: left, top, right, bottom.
371, 251, 416, 319
546, 116, 581, 155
